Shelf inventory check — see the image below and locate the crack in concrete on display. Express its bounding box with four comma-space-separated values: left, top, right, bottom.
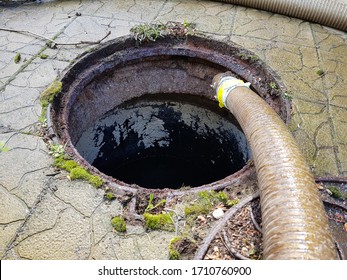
52, 191, 89, 219
10, 167, 48, 193
13, 207, 70, 259
0, 175, 57, 259
0, 219, 25, 227
0, 17, 77, 93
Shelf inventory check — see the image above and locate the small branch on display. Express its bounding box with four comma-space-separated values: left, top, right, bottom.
128, 196, 144, 221
0, 27, 54, 43
323, 199, 347, 213
193, 192, 260, 260
56, 31, 111, 46
249, 206, 262, 234
164, 208, 180, 236
0, 27, 111, 47
315, 176, 347, 184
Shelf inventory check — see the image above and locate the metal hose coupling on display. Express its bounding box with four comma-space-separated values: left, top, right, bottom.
212, 72, 337, 259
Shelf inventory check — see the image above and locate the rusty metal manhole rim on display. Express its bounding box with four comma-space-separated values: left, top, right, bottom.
48, 34, 291, 194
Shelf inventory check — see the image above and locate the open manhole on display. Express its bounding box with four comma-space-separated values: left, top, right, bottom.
50, 35, 290, 190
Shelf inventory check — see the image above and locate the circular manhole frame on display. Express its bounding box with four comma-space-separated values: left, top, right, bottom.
50, 35, 291, 193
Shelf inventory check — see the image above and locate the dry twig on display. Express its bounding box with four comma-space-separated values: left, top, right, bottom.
0, 27, 111, 47
249, 206, 263, 233
315, 176, 347, 184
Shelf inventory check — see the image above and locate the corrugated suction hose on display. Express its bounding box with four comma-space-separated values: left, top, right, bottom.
214, 0, 347, 31
212, 73, 337, 259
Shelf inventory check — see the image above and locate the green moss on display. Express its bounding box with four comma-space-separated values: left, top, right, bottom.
0, 141, 10, 153
111, 216, 127, 233
54, 156, 78, 171
53, 156, 103, 188
168, 236, 197, 260
168, 237, 182, 260
327, 186, 347, 199
40, 53, 48, 59
143, 212, 174, 231
184, 200, 212, 217
197, 190, 229, 204
226, 199, 239, 207
284, 91, 293, 101
14, 53, 21, 64
238, 53, 259, 62
88, 175, 104, 188
269, 82, 278, 89
316, 69, 325, 76
105, 192, 115, 200
40, 80, 62, 123
216, 192, 229, 204
185, 190, 234, 217
69, 167, 90, 180
70, 167, 103, 188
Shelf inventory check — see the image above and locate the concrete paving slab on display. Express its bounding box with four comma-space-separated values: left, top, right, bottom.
233, 6, 315, 47
16, 206, 92, 259
157, 0, 236, 35
0, 133, 51, 191
81, 0, 166, 22
0, 184, 28, 223
0, 51, 32, 80
0, 221, 23, 259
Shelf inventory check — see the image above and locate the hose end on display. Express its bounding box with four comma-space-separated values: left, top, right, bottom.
211, 71, 236, 90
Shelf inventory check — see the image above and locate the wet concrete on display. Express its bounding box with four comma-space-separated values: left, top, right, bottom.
0, 0, 346, 259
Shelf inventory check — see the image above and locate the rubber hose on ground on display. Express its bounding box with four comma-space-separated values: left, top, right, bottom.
212, 73, 337, 259
214, 0, 347, 31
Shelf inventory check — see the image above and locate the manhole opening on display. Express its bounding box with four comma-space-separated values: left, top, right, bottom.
76, 93, 251, 189
51, 35, 290, 191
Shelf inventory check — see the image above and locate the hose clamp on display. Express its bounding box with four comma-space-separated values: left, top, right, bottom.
215, 77, 251, 109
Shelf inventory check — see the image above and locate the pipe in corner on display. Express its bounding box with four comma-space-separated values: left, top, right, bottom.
214, 0, 347, 31
212, 72, 337, 259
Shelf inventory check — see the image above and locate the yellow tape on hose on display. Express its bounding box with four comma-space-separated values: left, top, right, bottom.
217, 79, 245, 108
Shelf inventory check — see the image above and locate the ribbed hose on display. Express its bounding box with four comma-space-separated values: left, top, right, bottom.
213, 74, 337, 259
214, 0, 347, 31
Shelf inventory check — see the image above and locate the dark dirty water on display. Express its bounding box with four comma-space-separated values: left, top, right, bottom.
76, 94, 251, 189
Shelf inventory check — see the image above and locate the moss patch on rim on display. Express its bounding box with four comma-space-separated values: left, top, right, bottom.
40, 80, 62, 123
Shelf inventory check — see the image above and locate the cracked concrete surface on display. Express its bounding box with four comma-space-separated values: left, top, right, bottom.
0, 0, 346, 259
